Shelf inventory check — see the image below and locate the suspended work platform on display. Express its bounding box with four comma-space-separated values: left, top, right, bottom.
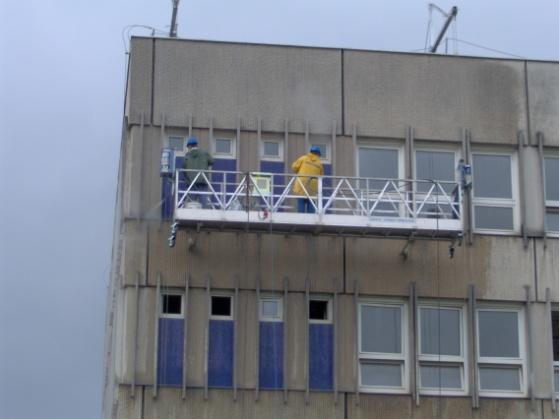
171, 170, 463, 239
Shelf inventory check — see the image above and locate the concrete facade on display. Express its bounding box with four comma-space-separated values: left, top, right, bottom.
104, 37, 559, 419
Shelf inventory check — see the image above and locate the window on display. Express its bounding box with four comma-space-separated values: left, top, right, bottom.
418, 304, 467, 395
259, 296, 284, 389
415, 149, 460, 219
211, 295, 233, 319
261, 139, 284, 161
158, 293, 185, 386
476, 307, 526, 396
358, 146, 402, 183
551, 311, 559, 391
161, 293, 183, 317
359, 301, 408, 393
213, 137, 236, 158
260, 297, 283, 321
415, 149, 457, 192
168, 136, 185, 153
472, 152, 518, 232
309, 298, 332, 323
544, 157, 559, 233
311, 143, 331, 163
208, 294, 234, 388
358, 145, 404, 216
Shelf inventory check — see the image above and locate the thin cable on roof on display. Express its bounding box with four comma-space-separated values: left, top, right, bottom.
121, 24, 168, 54
446, 37, 526, 59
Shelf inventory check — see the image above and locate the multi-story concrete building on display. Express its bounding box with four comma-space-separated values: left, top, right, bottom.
103, 36, 559, 419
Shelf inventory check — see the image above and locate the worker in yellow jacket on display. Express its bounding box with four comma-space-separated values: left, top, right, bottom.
291, 145, 324, 213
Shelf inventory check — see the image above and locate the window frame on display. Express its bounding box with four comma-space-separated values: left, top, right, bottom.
551, 309, 559, 393
160, 292, 184, 319
417, 301, 468, 396
358, 299, 409, 394
259, 296, 283, 322
544, 154, 559, 236
356, 143, 405, 181
413, 145, 460, 185
310, 142, 331, 164
167, 135, 186, 155
212, 136, 237, 159
308, 297, 333, 324
471, 150, 520, 234
260, 138, 284, 162
210, 294, 234, 320
475, 305, 527, 397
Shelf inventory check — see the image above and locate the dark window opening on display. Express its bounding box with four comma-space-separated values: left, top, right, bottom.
552, 311, 559, 361
211, 296, 232, 317
162, 294, 182, 315
309, 300, 329, 321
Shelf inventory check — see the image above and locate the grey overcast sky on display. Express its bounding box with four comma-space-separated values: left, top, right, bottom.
0, 1, 557, 418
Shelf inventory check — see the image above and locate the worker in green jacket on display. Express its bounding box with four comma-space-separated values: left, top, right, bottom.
183, 137, 214, 208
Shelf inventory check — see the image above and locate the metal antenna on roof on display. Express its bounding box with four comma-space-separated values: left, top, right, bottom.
169, 0, 180, 38
426, 4, 458, 53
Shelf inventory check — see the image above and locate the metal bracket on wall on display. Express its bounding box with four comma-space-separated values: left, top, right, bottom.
354, 280, 360, 406
283, 277, 289, 404
131, 272, 141, 398
233, 275, 240, 402
546, 288, 556, 412
333, 277, 339, 405
524, 285, 535, 411
255, 275, 261, 402
204, 275, 211, 401
400, 232, 416, 260
331, 120, 337, 174
304, 276, 310, 405
181, 273, 190, 400
537, 132, 548, 249
137, 112, 145, 223
467, 284, 479, 408
305, 121, 310, 151
517, 131, 529, 249
153, 273, 161, 399
410, 282, 420, 406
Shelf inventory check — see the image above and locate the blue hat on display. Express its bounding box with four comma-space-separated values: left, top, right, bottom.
186, 137, 198, 146
310, 145, 321, 155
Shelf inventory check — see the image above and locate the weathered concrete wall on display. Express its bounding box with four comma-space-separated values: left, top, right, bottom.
146, 225, 343, 292
114, 286, 155, 385
151, 39, 342, 134
346, 235, 534, 301
535, 239, 559, 301
125, 38, 153, 125
344, 52, 527, 142
528, 62, 559, 146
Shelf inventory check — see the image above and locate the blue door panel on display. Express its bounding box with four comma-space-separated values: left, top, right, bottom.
157, 318, 184, 386
161, 156, 185, 218
259, 322, 284, 389
260, 161, 285, 209
208, 319, 234, 387
309, 323, 333, 390
211, 159, 237, 204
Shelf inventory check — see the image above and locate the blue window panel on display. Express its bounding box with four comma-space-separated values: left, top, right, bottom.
260, 161, 285, 209
309, 324, 333, 390
321, 164, 333, 213
208, 320, 234, 388
161, 178, 174, 219
211, 159, 237, 202
157, 318, 184, 386
322, 163, 332, 192
259, 322, 284, 389
161, 156, 185, 218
